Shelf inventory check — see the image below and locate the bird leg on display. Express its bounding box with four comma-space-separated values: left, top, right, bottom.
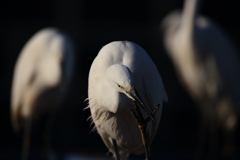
43, 112, 56, 160
112, 138, 120, 160
194, 115, 208, 160
223, 129, 235, 156
208, 118, 218, 159
22, 118, 32, 160
131, 101, 160, 160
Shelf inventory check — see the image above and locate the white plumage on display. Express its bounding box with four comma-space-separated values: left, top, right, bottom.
87, 41, 167, 159
161, 0, 240, 156
11, 28, 75, 159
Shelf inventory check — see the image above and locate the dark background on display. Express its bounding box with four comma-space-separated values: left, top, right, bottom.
1, 0, 240, 159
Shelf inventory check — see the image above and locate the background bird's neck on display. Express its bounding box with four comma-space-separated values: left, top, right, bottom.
182, 0, 201, 35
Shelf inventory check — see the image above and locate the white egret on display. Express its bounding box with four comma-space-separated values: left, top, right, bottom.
87, 41, 168, 160
11, 28, 75, 160
161, 0, 240, 157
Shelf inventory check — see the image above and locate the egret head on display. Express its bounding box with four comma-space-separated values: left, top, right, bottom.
160, 10, 181, 35
106, 64, 133, 94
105, 64, 154, 121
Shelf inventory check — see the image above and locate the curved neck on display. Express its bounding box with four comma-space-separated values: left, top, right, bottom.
182, 0, 201, 34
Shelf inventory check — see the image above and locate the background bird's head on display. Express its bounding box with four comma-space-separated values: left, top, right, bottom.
160, 10, 182, 36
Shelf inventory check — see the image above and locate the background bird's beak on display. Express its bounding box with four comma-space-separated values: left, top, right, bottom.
127, 88, 155, 122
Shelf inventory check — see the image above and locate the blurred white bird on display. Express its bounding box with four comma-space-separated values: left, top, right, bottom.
11, 28, 75, 160
87, 41, 167, 160
161, 0, 240, 157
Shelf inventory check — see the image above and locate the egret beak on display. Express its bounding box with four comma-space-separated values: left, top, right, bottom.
127, 88, 155, 122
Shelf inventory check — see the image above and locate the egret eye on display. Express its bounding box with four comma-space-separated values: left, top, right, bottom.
117, 84, 121, 88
